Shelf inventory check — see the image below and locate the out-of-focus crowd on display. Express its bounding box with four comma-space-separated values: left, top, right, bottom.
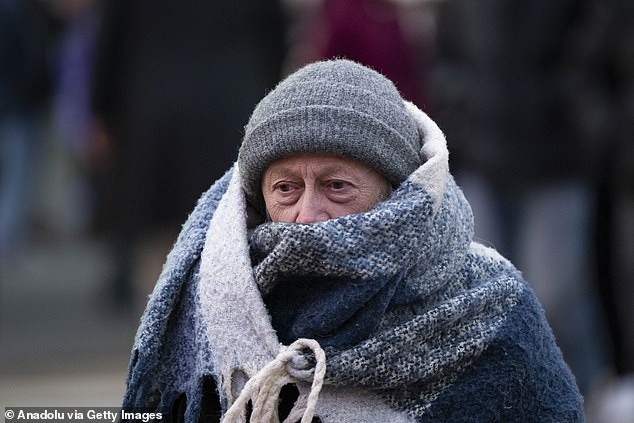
1, 0, 632, 420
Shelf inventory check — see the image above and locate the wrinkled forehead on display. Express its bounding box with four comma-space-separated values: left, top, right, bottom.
261, 153, 387, 182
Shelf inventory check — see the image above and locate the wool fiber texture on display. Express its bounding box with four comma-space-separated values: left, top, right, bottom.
122, 105, 584, 422
238, 59, 421, 209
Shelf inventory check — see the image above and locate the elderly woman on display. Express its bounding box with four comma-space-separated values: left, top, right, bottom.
122, 60, 584, 422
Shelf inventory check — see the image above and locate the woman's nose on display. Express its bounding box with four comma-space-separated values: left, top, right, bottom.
295, 190, 330, 224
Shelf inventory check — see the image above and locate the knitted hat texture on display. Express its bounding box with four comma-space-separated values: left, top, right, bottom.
238, 59, 421, 206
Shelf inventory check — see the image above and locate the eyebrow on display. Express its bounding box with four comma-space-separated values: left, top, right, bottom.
265, 163, 353, 180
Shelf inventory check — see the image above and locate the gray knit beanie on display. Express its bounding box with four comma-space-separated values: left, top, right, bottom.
238, 59, 421, 207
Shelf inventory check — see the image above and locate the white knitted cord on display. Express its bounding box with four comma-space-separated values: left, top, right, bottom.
221, 339, 326, 423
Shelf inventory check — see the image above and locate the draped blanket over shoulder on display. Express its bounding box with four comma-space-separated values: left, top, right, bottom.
122, 104, 584, 422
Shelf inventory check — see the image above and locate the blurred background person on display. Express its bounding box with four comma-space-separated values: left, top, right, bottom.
2, 0, 289, 407
47, 0, 103, 240
431, 1, 633, 419
0, 0, 50, 258
563, 2, 634, 420
284, 0, 437, 110
567, 0, 634, 379
90, 0, 288, 313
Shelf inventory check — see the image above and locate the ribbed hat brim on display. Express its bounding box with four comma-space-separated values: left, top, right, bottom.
240, 105, 421, 204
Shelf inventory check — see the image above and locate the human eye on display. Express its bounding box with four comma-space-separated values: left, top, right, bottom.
270, 181, 301, 206
326, 180, 356, 202
275, 182, 296, 193
327, 180, 351, 191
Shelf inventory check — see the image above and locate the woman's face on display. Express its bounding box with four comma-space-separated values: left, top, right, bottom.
261, 154, 390, 223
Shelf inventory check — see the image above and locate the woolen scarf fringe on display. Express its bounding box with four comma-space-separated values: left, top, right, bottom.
122, 103, 584, 422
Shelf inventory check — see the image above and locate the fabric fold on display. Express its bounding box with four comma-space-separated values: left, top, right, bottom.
122, 103, 584, 423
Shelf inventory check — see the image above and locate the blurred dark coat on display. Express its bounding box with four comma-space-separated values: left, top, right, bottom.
318, 0, 427, 107
433, 0, 594, 188
0, 0, 49, 118
92, 0, 287, 234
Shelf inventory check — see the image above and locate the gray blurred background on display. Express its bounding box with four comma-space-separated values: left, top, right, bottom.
1, 0, 632, 421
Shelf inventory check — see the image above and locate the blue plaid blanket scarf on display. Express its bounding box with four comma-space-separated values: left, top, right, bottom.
122, 104, 584, 422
